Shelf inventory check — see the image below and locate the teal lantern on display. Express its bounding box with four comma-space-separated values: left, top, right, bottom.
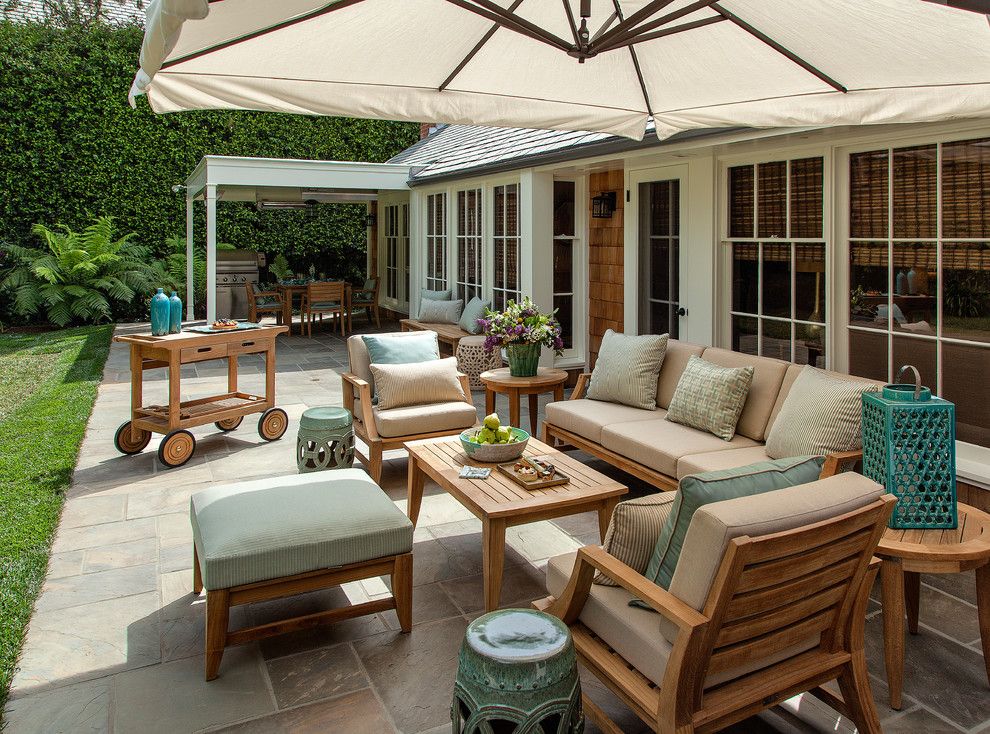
862, 365, 956, 529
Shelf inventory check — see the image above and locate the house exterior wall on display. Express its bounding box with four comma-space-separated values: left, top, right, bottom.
588, 169, 625, 366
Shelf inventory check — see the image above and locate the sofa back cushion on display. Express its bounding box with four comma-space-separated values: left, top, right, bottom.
348, 331, 440, 396
699, 347, 788, 441
662, 473, 885, 644
588, 330, 669, 410
765, 364, 882, 440
656, 340, 705, 409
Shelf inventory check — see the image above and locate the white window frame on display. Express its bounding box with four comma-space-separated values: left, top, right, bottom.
552, 176, 586, 365
717, 148, 833, 368
379, 195, 410, 313
425, 192, 447, 292
455, 186, 484, 302
492, 182, 521, 311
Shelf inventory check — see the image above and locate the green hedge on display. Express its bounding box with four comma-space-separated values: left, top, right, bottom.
0, 21, 419, 324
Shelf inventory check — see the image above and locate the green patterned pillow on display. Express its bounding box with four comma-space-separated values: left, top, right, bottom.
665, 355, 753, 440
587, 330, 668, 410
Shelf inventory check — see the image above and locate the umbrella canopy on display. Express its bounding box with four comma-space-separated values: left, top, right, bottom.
131, 0, 990, 140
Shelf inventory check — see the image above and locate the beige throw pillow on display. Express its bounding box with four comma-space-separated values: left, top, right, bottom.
765, 365, 880, 459
665, 356, 754, 441
594, 492, 676, 586
369, 357, 465, 410
587, 330, 668, 410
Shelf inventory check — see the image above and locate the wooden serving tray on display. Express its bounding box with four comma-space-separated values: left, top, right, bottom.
497, 460, 570, 490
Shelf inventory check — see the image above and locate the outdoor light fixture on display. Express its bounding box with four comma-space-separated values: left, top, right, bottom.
364, 212, 377, 228
591, 191, 616, 218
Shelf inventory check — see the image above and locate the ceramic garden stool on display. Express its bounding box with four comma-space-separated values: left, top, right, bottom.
452, 608, 583, 734
296, 406, 354, 472
456, 335, 503, 391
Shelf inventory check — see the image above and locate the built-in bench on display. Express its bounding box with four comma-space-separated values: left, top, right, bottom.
400, 319, 471, 353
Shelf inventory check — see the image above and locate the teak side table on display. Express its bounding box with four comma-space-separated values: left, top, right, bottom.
875, 502, 990, 709
112, 325, 289, 468
480, 367, 568, 436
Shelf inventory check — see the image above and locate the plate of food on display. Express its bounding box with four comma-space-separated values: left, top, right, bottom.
187, 320, 263, 334
497, 456, 569, 490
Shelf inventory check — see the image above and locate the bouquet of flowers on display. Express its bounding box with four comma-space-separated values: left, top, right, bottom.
479, 296, 564, 356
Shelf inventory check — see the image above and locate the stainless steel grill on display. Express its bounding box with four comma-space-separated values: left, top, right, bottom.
216, 250, 260, 319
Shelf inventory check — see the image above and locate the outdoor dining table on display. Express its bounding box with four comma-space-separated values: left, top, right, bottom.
277, 281, 351, 335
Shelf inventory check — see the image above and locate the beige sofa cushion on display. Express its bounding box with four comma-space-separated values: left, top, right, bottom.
544, 399, 660, 445
676, 446, 773, 478
369, 357, 464, 410
700, 347, 788, 441
587, 330, 668, 410
601, 419, 758, 478
373, 401, 477, 439
667, 473, 885, 623
765, 364, 882, 440
347, 331, 440, 397
656, 340, 706, 409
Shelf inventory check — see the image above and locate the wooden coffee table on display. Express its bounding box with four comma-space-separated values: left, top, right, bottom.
405, 435, 627, 611
876, 502, 990, 709
480, 367, 568, 437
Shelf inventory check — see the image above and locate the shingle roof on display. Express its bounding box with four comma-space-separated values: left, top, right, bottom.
390, 122, 734, 184
1, 0, 145, 26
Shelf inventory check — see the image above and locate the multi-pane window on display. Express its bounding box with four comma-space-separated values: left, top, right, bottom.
383, 203, 403, 300
727, 157, 827, 366
492, 184, 520, 311
553, 181, 576, 350
426, 193, 447, 291
848, 137, 990, 447
456, 188, 483, 302
641, 179, 681, 338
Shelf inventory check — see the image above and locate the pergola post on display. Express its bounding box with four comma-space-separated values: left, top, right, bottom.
205, 183, 218, 323
185, 191, 195, 320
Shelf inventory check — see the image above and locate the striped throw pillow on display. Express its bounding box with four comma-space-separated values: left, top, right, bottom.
594, 493, 676, 586
766, 366, 880, 459
587, 330, 668, 410
369, 357, 465, 410
665, 356, 754, 441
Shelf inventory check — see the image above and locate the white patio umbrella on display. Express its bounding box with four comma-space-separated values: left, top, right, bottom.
130, 0, 990, 140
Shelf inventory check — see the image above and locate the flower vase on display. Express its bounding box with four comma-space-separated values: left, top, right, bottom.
168, 291, 183, 333
150, 288, 170, 336
506, 343, 541, 377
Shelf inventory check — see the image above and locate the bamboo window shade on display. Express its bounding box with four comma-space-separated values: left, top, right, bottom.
728, 158, 822, 239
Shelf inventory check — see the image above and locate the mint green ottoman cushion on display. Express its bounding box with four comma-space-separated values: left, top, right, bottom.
190, 469, 413, 590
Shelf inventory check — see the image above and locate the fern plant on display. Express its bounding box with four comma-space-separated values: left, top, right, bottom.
161, 236, 235, 319
0, 217, 160, 326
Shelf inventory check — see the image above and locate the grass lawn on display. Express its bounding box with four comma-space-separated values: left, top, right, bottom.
0, 325, 113, 709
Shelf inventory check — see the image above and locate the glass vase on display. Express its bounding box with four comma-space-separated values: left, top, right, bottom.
506, 342, 541, 377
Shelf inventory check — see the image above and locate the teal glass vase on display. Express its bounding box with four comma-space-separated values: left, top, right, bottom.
506, 343, 541, 377
150, 288, 170, 336
168, 291, 183, 334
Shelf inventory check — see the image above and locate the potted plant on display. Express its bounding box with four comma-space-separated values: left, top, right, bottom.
480, 296, 563, 377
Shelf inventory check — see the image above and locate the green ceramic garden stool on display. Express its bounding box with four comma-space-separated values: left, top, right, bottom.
296, 407, 354, 472
452, 608, 583, 734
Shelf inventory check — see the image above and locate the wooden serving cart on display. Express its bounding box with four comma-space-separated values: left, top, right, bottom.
112, 325, 289, 467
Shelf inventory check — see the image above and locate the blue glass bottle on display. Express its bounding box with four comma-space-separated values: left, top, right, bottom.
168, 291, 183, 333
150, 288, 170, 336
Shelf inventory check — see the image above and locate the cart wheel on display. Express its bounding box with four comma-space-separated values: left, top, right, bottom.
158, 429, 196, 468
258, 408, 288, 441
114, 421, 151, 455
215, 416, 243, 432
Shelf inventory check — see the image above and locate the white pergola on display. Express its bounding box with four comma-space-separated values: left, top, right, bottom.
182, 155, 413, 321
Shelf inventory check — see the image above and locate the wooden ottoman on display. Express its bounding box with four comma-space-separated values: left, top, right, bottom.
190, 470, 413, 680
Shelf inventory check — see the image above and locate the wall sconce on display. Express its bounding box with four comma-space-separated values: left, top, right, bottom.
591, 191, 616, 219
364, 212, 377, 228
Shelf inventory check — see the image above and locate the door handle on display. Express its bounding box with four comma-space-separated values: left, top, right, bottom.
676, 306, 687, 317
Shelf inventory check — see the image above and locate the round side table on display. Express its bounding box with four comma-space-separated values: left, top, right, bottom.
296, 407, 354, 472
875, 502, 990, 709
479, 367, 568, 437
452, 608, 583, 734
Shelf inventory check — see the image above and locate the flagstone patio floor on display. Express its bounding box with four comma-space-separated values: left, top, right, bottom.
3, 320, 988, 733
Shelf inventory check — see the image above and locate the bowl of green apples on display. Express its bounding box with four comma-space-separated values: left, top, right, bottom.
460, 413, 529, 463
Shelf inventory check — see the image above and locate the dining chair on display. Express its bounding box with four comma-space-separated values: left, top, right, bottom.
300, 281, 347, 337
350, 277, 380, 328
245, 283, 283, 324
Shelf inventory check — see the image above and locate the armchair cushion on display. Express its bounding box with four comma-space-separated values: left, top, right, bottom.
349, 332, 440, 398
595, 492, 676, 587
373, 400, 477, 438
665, 356, 754, 441
458, 296, 490, 335
369, 357, 465, 410
587, 330, 668, 410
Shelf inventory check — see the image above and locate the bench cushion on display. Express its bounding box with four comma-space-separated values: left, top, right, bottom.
190, 470, 413, 589
544, 399, 661, 445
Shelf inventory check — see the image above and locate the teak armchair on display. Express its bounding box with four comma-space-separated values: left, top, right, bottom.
245, 283, 283, 324
350, 277, 380, 327
536, 484, 895, 734
300, 281, 347, 338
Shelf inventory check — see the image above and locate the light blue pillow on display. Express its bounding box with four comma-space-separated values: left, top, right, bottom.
421, 288, 452, 302
362, 332, 439, 367
459, 297, 490, 335
633, 455, 824, 607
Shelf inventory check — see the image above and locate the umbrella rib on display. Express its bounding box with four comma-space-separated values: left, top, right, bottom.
160, 0, 368, 71
602, 15, 725, 51
592, 0, 679, 49
563, 0, 582, 47
710, 2, 848, 93
594, 0, 718, 53
439, 0, 525, 92
591, 11, 619, 43
611, 0, 656, 121
447, 0, 573, 51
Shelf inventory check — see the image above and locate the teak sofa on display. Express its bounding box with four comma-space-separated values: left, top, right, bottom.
542, 339, 878, 491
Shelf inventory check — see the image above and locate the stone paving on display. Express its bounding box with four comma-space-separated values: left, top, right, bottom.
3, 320, 988, 733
